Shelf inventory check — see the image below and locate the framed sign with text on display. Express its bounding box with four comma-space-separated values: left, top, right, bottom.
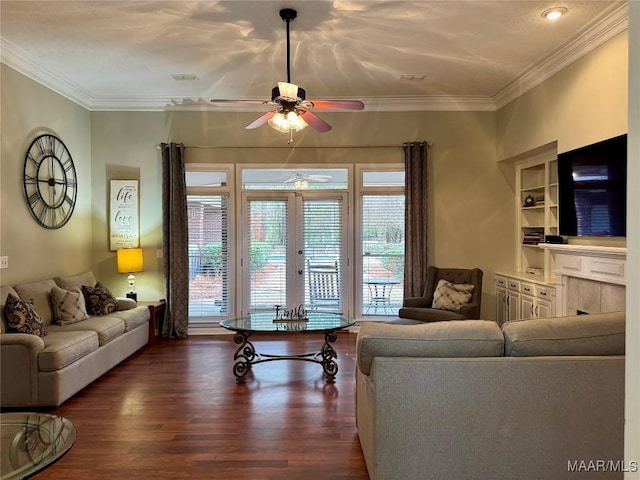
110, 180, 139, 250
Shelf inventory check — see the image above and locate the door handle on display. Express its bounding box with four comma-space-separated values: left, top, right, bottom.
298, 269, 303, 275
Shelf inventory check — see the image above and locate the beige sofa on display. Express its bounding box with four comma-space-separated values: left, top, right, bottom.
1, 272, 150, 408
355, 312, 625, 480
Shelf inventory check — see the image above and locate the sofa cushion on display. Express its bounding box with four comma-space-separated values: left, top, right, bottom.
356, 320, 504, 375
109, 306, 150, 332
50, 286, 89, 325
14, 279, 57, 325
55, 271, 97, 291
38, 330, 99, 371
431, 279, 474, 312
47, 316, 125, 346
3, 293, 47, 337
81, 282, 117, 316
117, 297, 138, 311
502, 311, 625, 357
397, 307, 466, 322
0, 285, 20, 333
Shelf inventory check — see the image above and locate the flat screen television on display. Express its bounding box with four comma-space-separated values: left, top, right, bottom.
558, 134, 627, 237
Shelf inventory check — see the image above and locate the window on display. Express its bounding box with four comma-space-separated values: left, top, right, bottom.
358, 168, 405, 316
186, 167, 233, 323
183, 163, 405, 324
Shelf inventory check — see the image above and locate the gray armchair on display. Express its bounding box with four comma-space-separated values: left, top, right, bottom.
397, 266, 483, 323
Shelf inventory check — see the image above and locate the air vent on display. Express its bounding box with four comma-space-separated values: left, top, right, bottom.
400, 74, 426, 80
171, 74, 199, 81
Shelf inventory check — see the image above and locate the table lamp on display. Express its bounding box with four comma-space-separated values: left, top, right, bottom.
117, 248, 144, 301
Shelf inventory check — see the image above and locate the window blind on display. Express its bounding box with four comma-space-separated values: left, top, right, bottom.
187, 195, 230, 319
361, 194, 405, 315
303, 198, 343, 312
246, 199, 288, 311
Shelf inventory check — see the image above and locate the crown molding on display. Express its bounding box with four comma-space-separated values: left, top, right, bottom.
0, 38, 94, 107
0, 3, 629, 113
494, 2, 629, 109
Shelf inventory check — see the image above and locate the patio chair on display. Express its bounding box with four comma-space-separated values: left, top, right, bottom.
307, 260, 341, 311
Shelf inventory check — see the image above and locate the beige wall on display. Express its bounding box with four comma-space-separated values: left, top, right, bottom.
3, 29, 628, 318
0, 65, 92, 285
89, 112, 170, 299
497, 30, 628, 159
1, 64, 513, 319
90, 108, 513, 319
625, 3, 639, 476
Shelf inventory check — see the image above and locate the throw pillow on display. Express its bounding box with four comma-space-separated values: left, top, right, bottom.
81, 282, 117, 316
3, 293, 47, 336
431, 279, 475, 313
50, 285, 89, 325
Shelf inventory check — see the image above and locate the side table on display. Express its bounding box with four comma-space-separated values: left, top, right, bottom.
137, 300, 166, 344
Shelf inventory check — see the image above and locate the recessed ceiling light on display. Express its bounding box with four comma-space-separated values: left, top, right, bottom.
541, 7, 568, 20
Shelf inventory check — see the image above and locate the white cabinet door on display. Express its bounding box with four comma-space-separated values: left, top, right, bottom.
496, 286, 508, 326
535, 298, 553, 318
520, 295, 535, 320
507, 292, 520, 322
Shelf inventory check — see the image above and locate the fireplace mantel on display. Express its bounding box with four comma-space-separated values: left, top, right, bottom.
539, 244, 626, 315
539, 244, 627, 285
539, 243, 627, 258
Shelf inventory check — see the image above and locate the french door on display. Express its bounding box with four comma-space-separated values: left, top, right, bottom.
240, 191, 347, 316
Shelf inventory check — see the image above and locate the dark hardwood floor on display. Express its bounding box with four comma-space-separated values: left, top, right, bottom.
37, 332, 369, 480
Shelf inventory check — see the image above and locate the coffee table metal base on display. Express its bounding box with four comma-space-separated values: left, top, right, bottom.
232, 330, 339, 383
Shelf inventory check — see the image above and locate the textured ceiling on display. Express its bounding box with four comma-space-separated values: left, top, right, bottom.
0, 0, 627, 110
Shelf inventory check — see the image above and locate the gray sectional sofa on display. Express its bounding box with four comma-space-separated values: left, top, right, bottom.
355, 312, 625, 480
1, 271, 150, 408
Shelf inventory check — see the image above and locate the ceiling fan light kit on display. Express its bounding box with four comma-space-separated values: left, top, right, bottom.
210, 8, 364, 138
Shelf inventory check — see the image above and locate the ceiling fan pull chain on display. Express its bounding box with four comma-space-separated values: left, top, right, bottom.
288, 129, 294, 145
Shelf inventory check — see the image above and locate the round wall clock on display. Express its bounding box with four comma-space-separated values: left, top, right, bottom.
23, 133, 77, 229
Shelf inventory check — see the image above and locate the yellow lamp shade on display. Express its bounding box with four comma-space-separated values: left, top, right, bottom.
117, 248, 144, 273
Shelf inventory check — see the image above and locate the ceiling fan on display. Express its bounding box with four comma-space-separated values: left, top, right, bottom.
211, 8, 364, 135
284, 172, 332, 183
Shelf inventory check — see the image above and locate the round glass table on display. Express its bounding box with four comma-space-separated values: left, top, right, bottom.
0, 412, 76, 480
220, 312, 355, 383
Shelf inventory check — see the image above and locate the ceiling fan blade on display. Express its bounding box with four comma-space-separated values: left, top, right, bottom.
307, 175, 332, 182
297, 109, 332, 132
304, 100, 365, 111
245, 110, 278, 129
211, 99, 271, 105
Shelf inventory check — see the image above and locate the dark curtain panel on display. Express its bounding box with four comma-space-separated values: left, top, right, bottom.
161, 143, 189, 338
403, 141, 429, 298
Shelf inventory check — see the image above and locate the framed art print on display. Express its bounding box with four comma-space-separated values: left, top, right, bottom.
110, 180, 139, 250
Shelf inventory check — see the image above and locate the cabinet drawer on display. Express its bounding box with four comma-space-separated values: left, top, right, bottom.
495, 276, 507, 288
521, 282, 534, 295
507, 280, 521, 291
536, 285, 554, 300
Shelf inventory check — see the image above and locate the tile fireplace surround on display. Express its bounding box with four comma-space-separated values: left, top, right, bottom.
540, 244, 626, 316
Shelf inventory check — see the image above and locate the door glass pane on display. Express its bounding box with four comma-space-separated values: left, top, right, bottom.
243, 169, 348, 190
187, 195, 230, 319
361, 194, 405, 315
303, 198, 343, 313
247, 199, 288, 311
362, 171, 405, 187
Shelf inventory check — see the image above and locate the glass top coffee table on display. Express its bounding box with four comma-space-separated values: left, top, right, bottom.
220, 312, 355, 383
0, 412, 76, 480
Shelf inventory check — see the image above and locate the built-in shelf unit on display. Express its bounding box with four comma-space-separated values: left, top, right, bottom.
516, 146, 558, 280
495, 144, 558, 322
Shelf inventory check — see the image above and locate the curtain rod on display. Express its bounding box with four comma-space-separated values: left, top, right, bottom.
156, 143, 431, 149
